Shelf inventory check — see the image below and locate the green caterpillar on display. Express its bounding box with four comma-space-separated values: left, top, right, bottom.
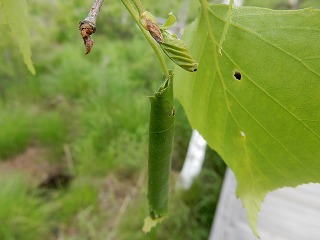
148, 70, 175, 220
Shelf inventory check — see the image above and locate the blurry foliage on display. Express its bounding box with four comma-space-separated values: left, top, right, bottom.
0, 104, 67, 160
299, 0, 320, 8
172, 100, 193, 171
0, 174, 56, 240
55, 177, 100, 223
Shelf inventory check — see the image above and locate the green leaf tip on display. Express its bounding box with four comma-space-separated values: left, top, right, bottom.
0, 0, 36, 74
237, 187, 264, 238
160, 12, 177, 30
175, 4, 320, 236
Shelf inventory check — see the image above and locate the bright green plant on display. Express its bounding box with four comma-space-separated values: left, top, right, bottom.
2, 0, 320, 237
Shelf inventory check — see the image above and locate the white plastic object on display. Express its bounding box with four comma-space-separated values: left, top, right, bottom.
179, 130, 207, 190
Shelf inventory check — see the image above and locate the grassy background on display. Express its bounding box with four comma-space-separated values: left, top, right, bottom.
0, 0, 317, 239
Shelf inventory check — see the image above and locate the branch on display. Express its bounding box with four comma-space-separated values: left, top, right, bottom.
79, 0, 104, 54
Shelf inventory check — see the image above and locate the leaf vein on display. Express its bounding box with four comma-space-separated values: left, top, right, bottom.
224, 87, 318, 179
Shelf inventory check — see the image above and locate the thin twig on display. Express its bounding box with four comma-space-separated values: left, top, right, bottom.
79, 0, 104, 54
81, 0, 104, 28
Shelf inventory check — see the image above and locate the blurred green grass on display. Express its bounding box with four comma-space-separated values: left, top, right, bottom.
2, 0, 316, 239
0, 174, 57, 240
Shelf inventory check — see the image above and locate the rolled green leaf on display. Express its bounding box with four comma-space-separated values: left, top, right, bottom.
160, 32, 198, 72
148, 70, 175, 220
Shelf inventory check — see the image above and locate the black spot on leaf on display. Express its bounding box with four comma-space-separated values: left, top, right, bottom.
234, 70, 241, 80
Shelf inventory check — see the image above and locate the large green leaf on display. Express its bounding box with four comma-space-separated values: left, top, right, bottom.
0, 0, 35, 74
174, 4, 320, 236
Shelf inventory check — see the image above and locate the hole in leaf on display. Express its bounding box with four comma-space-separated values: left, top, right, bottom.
234, 70, 241, 80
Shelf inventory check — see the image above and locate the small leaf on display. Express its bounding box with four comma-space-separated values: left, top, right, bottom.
0, 0, 35, 74
175, 4, 320, 236
160, 32, 198, 72
160, 12, 177, 30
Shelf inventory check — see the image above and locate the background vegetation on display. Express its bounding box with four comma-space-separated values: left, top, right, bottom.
0, 0, 318, 239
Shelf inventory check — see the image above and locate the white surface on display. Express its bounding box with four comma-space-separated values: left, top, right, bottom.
222, 0, 244, 6
209, 169, 320, 240
179, 130, 207, 189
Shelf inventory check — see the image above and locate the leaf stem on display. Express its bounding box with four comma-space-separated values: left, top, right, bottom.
121, 0, 169, 77
199, 0, 217, 51
131, 0, 146, 15
218, 0, 233, 54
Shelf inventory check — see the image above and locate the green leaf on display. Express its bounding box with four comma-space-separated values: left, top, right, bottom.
160, 31, 198, 72
0, 0, 35, 74
174, 4, 320, 236
148, 71, 175, 220
160, 12, 176, 30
